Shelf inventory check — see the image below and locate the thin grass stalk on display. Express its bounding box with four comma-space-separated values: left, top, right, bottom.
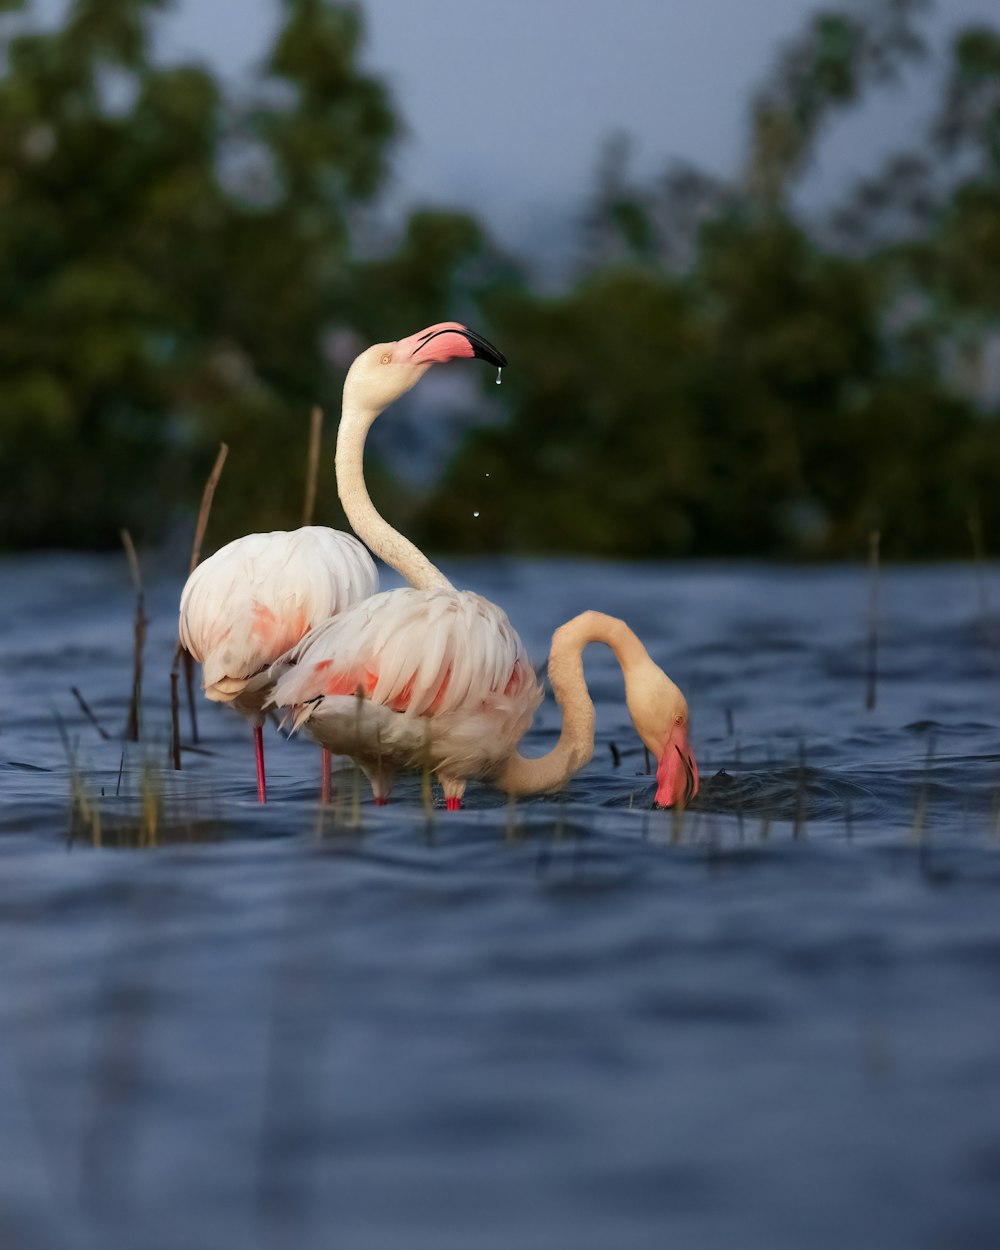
670, 796, 685, 844
70, 686, 111, 740
54, 709, 83, 847
170, 442, 229, 751
170, 669, 181, 771
121, 529, 146, 743
189, 442, 229, 575
350, 763, 361, 828
302, 406, 323, 527
182, 649, 198, 744
865, 529, 880, 711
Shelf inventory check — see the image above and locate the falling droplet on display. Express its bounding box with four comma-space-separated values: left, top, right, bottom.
485, 472, 490, 478
473, 511, 480, 518
495, 368, 502, 386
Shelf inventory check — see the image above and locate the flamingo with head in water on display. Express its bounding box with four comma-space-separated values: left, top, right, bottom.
267, 322, 699, 809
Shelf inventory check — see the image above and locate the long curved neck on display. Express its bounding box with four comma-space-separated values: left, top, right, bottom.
336, 397, 452, 591
498, 611, 648, 796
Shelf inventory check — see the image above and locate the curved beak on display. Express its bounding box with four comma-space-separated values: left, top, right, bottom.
393, 321, 508, 368
461, 326, 508, 367
653, 724, 699, 809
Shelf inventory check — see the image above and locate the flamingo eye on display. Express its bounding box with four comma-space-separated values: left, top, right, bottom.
675, 713, 685, 726
380, 353, 391, 365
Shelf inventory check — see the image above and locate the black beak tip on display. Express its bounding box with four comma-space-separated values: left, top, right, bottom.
465, 329, 508, 369
473, 344, 508, 369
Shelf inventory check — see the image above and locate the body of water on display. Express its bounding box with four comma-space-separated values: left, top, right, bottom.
1, 554, 999, 1250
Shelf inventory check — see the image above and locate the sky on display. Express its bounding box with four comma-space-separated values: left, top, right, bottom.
145, 0, 1000, 262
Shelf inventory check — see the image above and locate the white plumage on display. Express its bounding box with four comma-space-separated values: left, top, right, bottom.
267, 586, 543, 803
179, 526, 378, 723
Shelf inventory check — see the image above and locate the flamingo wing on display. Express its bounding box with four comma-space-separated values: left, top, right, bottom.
179, 527, 378, 691
268, 588, 542, 780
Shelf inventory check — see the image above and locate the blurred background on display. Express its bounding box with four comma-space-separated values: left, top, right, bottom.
1, 0, 999, 559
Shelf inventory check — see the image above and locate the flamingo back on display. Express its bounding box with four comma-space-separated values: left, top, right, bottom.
268, 587, 543, 778
179, 527, 378, 702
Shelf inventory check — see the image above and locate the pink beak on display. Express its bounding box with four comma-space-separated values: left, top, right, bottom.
655, 724, 699, 808
392, 321, 507, 368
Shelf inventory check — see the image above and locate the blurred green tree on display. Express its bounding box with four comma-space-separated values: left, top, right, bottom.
0, 0, 492, 549
3, 0, 998, 560
420, 2, 1000, 559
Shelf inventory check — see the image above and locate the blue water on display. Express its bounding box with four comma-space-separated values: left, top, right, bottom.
1, 553, 999, 1250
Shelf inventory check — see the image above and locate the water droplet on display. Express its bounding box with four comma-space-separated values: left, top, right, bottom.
473, 511, 480, 518
495, 368, 502, 386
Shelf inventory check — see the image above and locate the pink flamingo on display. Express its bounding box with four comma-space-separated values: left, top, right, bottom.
177, 323, 505, 803
179, 526, 377, 803
267, 323, 698, 809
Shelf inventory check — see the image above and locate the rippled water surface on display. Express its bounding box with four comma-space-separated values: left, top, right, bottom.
2, 553, 999, 1250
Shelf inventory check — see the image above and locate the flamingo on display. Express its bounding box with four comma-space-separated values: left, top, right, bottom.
266, 322, 699, 809
177, 323, 503, 804
179, 526, 377, 802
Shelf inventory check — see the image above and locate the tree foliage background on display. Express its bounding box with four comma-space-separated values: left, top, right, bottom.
1, 0, 998, 558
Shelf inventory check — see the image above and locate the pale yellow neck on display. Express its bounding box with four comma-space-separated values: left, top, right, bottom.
497, 611, 649, 795
336, 400, 451, 591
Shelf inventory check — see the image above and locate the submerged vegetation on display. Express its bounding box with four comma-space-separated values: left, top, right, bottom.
0, 0, 998, 557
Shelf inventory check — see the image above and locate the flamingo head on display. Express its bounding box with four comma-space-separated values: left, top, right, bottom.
624, 661, 699, 809
344, 322, 507, 411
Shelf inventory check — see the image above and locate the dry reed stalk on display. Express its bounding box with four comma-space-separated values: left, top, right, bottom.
171, 442, 229, 756
182, 650, 197, 740
170, 669, 181, 771
70, 686, 111, 740
188, 442, 229, 576
320, 749, 332, 805
121, 529, 146, 743
302, 406, 323, 527
865, 529, 880, 711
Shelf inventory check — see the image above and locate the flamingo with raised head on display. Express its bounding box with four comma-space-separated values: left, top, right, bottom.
177, 324, 505, 804
267, 323, 698, 809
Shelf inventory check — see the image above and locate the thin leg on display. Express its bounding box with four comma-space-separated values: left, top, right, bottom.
440, 775, 466, 812
254, 724, 267, 804
320, 749, 332, 804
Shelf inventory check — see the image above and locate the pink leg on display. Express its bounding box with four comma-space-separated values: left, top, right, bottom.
320, 749, 331, 804
254, 724, 267, 804
374, 796, 389, 807
446, 796, 462, 812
